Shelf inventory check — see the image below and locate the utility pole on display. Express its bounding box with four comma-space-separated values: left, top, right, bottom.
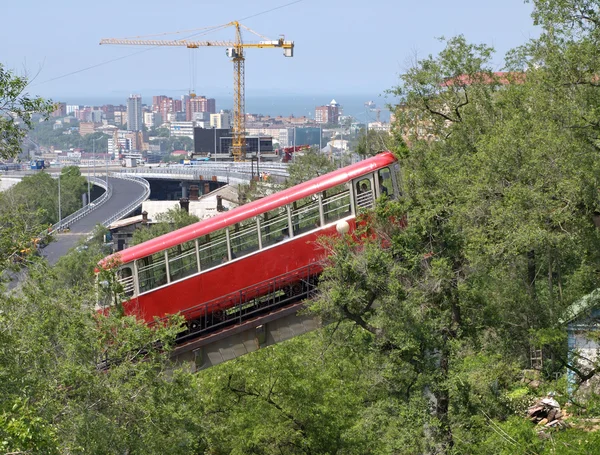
214, 126, 217, 162
58, 172, 62, 228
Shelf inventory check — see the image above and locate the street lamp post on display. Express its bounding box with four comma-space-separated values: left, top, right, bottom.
93, 138, 96, 178
87, 167, 91, 206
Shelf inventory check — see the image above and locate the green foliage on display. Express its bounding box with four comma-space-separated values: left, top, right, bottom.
197, 330, 371, 454
1, 165, 88, 226
131, 207, 200, 245
0, 200, 46, 274
52, 226, 111, 289
0, 236, 200, 454
0, 64, 55, 160
355, 127, 394, 157
285, 150, 336, 187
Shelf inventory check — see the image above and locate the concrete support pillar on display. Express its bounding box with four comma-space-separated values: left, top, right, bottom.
181, 182, 189, 199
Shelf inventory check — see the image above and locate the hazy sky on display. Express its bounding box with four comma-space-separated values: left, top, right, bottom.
3, 0, 538, 104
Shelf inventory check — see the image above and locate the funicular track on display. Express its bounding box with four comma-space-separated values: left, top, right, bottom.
96, 265, 321, 372
174, 263, 321, 345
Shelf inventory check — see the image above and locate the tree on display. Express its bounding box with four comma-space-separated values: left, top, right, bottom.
0, 224, 209, 455
355, 127, 395, 158
2, 165, 88, 226
131, 207, 200, 245
285, 149, 336, 188
310, 28, 600, 453
0, 64, 55, 160
196, 330, 371, 454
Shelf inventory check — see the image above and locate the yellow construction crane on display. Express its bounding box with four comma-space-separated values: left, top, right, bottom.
100, 21, 294, 161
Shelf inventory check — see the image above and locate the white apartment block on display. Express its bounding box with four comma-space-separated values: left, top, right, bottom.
170, 121, 195, 139
210, 113, 230, 129
368, 121, 391, 133
143, 112, 162, 129
66, 105, 80, 115
108, 137, 132, 155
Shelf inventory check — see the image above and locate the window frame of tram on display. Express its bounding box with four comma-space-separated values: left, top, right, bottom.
291, 195, 321, 236
136, 250, 168, 294
354, 175, 375, 209
168, 240, 199, 283
228, 219, 260, 260
377, 167, 395, 199
259, 207, 290, 248
197, 229, 229, 270
118, 265, 135, 298
322, 182, 352, 224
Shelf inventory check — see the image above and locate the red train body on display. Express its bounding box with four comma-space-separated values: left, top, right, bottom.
98, 152, 399, 325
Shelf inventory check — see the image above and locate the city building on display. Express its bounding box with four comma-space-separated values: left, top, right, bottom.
186, 96, 216, 121
101, 105, 116, 124
79, 122, 102, 137
170, 121, 195, 139
90, 109, 103, 123
143, 112, 163, 129
368, 121, 391, 133
315, 99, 340, 125
127, 94, 143, 131
114, 110, 127, 126
193, 127, 231, 156
52, 102, 67, 117
66, 104, 80, 116
108, 137, 132, 155
220, 136, 273, 158
210, 112, 230, 129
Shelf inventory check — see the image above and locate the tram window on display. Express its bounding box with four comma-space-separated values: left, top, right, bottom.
198, 229, 228, 270
168, 241, 198, 282
229, 219, 260, 259
322, 183, 351, 224
291, 196, 320, 236
137, 251, 168, 294
118, 265, 135, 298
378, 167, 394, 199
260, 207, 289, 248
355, 177, 374, 209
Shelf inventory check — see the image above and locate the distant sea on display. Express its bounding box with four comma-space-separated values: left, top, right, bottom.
60, 93, 397, 123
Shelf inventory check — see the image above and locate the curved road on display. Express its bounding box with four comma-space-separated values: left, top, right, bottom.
42, 177, 147, 265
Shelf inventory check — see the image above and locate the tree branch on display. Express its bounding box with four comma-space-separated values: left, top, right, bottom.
423, 99, 458, 123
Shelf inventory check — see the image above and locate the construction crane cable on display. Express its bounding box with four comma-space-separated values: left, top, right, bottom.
31, 0, 304, 88
31, 48, 155, 86
121, 23, 230, 40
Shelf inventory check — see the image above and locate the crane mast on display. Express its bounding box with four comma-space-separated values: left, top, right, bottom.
232, 22, 245, 161
100, 21, 293, 161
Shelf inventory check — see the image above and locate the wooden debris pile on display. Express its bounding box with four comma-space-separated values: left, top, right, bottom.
527, 395, 569, 429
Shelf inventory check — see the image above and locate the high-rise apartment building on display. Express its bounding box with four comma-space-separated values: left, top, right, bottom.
152, 96, 168, 112
210, 112, 230, 129
187, 96, 216, 120
127, 94, 143, 131
66, 104, 80, 116
315, 99, 340, 124
52, 102, 67, 117
143, 112, 163, 129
